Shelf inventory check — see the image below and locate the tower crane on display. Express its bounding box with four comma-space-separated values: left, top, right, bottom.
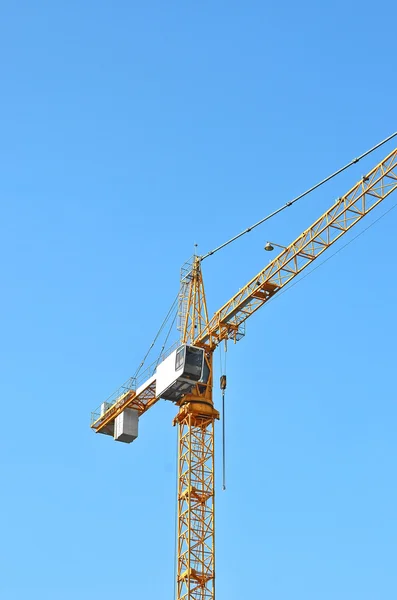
91, 142, 397, 600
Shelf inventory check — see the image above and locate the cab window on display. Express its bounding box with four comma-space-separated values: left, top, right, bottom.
183, 346, 203, 380
175, 346, 185, 371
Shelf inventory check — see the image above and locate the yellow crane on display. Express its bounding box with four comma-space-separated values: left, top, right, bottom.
91, 143, 397, 600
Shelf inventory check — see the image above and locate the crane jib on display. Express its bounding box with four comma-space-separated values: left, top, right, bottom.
196, 147, 397, 349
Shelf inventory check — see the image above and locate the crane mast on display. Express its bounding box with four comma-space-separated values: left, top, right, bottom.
174, 257, 218, 599
90, 145, 397, 600
174, 350, 218, 600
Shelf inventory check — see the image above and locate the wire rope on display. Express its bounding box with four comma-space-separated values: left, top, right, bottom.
200, 131, 397, 261
134, 292, 179, 378
220, 340, 228, 491
222, 388, 226, 491
156, 307, 179, 367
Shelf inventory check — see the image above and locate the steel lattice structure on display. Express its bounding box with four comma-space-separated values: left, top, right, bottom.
196, 147, 397, 347
173, 349, 218, 600
90, 144, 397, 600
175, 410, 216, 599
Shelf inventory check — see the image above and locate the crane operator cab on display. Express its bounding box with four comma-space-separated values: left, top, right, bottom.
155, 344, 208, 402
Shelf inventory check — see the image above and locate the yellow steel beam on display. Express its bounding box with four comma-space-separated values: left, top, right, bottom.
91, 380, 158, 433
195, 147, 397, 347
181, 256, 210, 345
174, 352, 218, 600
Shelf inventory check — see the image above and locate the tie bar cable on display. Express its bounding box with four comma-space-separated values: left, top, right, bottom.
200, 131, 397, 261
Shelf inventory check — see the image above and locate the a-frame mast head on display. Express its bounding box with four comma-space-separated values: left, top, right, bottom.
178, 255, 209, 345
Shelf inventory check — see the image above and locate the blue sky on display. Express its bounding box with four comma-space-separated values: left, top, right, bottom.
0, 2, 396, 598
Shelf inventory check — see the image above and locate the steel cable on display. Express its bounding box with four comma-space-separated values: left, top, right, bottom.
134, 292, 179, 378
201, 131, 397, 261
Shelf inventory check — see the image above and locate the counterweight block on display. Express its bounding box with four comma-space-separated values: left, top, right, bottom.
114, 408, 139, 443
